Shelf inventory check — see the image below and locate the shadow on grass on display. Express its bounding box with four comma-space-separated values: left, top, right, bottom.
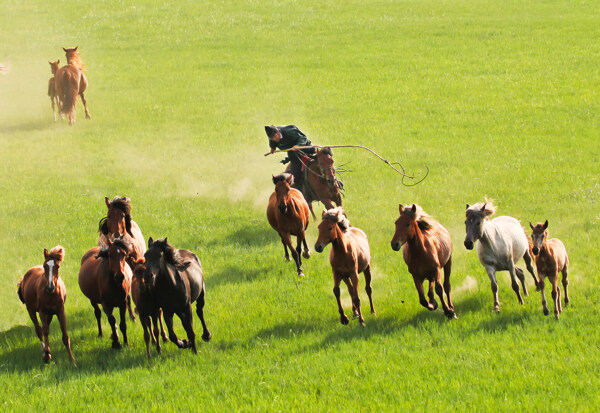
207, 264, 270, 288
207, 224, 276, 249
0, 119, 52, 134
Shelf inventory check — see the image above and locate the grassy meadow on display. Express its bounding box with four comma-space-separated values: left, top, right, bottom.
1, 0, 599, 410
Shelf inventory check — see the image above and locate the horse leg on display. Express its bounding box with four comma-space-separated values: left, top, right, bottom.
92, 301, 103, 337
484, 265, 501, 312
363, 265, 376, 315
140, 315, 153, 359
182, 305, 197, 354
427, 280, 438, 310
119, 303, 128, 346
515, 266, 528, 296
79, 90, 91, 119
443, 258, 454, 311
434, 270, 456, 319
550, 276, 560, 320
282, 232, 303, 277
561, 265, 570, 306
333, 273, 349, 325
157, 308, 169, 342
27, 309, 43, 346
196, 289, 212, 342
508, 263, 524, 305
343, 278, 358, 318
301, 234, 311, 259
126, 294, 136, 322
163, 311, 186, 349
538, 273, 549, 316
40, 312, 53, 363
523, 250, 539, 291
308, 203, 317, 221
51, 96, 57, 122
280, 237, 290, 262
151, 312, 162, 354
57, 309, 76, 366
349, 272, 365, 326
414, 277, 434, 311
102, 304, 121, 349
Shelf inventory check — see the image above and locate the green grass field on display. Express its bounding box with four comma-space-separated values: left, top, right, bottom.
1, 0, 599, 410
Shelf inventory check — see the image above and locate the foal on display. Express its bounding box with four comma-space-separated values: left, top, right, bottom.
267, 173, 311, 276
48, 60, 60, 121
315, 207, 375, 326
17, 246, 76, 365
391, 204, 456, 319
530, 221, 570, 319
464, 201, 538, 312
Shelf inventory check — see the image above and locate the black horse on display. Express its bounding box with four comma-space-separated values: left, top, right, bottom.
143, 237, 211, 353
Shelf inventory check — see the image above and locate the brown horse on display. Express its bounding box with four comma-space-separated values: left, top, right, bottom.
287, 148, 343, 219
79, 237, 133, 349
131, 258, 168, 358
54, 46, 90, 125
17, 246, 76, 365
530, 221, 570, 319
391, 204, 456, 319
267, 173, 311, 277
48, 60, 60, 121
314, 207, 375, 326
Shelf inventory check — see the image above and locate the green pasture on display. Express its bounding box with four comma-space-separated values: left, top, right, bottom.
1, 0, 599, 410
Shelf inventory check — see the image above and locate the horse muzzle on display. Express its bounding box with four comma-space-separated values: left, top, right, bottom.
278, 203, 287, 214
464, 240, 474, 250
532, 247, 539, 256
45, 285, 56, 294
391, 241, 401, 251
314, 243, 324, 253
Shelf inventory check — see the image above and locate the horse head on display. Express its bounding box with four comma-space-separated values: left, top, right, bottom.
273, 173, 294, 214
316, 148, 336, 187
464, 201, 497, 250
99, 196, 133, 240
391, 204, 417, 251
144, 237, 190, 287
102, 237, 132, 284
315, 207, 349, 253
529, 220, 549, 256
49, 60, 60, 75
43, 246, 65, 294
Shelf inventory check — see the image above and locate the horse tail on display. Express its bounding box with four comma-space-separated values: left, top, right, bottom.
17, 279, 25, 303
58, 69, 78, 119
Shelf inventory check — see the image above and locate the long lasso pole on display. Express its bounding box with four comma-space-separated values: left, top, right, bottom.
264, 144, 428, 184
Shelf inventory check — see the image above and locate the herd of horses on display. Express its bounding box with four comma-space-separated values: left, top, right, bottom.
15, 48, 570, 366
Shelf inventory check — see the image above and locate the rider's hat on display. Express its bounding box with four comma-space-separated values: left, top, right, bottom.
265, 125, 278, 138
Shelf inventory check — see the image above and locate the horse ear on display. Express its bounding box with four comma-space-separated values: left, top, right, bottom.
480, 203, 487, 212
411, 204, 417, 212
466, 203, 470, 210
285, 174, 293, 185
105, 196, 111, 208
106, 238, 113, 247
164, 237, 168, 245
62, 47, 67, 52
399, 204, 404, 214
44, 248, 49, 259
543, 220, 548, 230
148, 237, 154, 247
529, 222, 534, 230
272, 175, 276, 184
322, 209, 327, 218
75, 46, 78, 50
57, 59, 59, 64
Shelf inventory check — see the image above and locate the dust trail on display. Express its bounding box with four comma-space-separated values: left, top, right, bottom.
453, 275, 478, 297
338, 264, 388, 309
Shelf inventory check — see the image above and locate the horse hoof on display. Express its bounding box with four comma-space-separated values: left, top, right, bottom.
543, 308, 550, 316
285, 257, 291, 262
340, 315, 349, 325
493, 306, 500, 313
447, 312, 458, 320
359, 321, 366, 327
43, 354, 51, 363
302, 251, 310, 259
112, 341, 122, 350
298, 272, 305, 277
202, 332, 212, 342
554, 314, 560, 320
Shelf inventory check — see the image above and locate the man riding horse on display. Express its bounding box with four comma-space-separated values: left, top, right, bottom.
265, 125, 315, 191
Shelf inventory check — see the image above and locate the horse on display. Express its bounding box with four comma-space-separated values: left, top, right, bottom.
391, 204, 456, 319
266, 173, 311, 277
530, 221, 570, 319
287, 147, 343, 220
17, 246, 76, 365
99, 195, 146, 320
54, 46, 90, 125
131, 258, 169, 358
143, 237, 211, 354
314, 207, 375, 326
464, 201, 539, 312
79, 237, 133, 349
48, 60, 60, 121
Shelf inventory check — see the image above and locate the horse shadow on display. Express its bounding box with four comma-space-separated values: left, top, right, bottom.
0, 119, 52, 134
207, 224, 275, 249
207, 264, 272, 288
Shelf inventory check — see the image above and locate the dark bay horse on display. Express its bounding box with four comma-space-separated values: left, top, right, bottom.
79, 237, 133, 349
464, 201, 539, 312
48, 60, 60, 121
143, 238, 211, 354
267, 173, 311, 277
530, 221, 570, 319
391, 204, 456, 319
131, 258, 168, 358
287, 148, 343, 219
17, 246, 76, 365
54, 46, 90, 125
315, 207, 375, 326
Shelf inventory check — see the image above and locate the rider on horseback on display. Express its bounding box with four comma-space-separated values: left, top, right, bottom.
265, 125, 315, 190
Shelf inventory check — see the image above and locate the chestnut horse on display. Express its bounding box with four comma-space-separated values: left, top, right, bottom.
391, 204, 456, 319
143, 238, 211, 354
54, 46, 90, 124
267, 173, 311, 277
287, 148, 343, 220
315, 207, 375, 326
464, 201, 539, 312
131, 258, 168, 358
530, 221, 570, 319
17, 246, 76, 365
48, 60, 60, 121
79, 237, 133, 349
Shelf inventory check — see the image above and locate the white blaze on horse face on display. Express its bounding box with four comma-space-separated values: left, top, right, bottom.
46, 260, 55, 288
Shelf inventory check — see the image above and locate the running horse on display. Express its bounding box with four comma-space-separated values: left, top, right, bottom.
17, 246, 76, 365
391, 204, 456, 319
530, 221, 570, 319
287, 147, 343, 219
48, 60, 60, 121
464, 201, 539, 312
267, 173, 311, 277
54, 46, 90, 125
79, 237, 133, 349
314, 207, 375, 326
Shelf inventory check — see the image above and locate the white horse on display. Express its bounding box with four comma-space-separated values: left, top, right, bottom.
464, 201, 538, 312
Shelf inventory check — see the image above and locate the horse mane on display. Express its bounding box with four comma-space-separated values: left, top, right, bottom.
96, 238, 131, 260
323, 206, 350, 232
319, 147, 333, 157
152, 238, 190, 271
47, 245, 65, 262
64, 48, 85, 70
17, 279, 25, 303
467, 198, 497, 219
273, 173, 292, 184
99, 196, 133, 235
403, 204, 436, 233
